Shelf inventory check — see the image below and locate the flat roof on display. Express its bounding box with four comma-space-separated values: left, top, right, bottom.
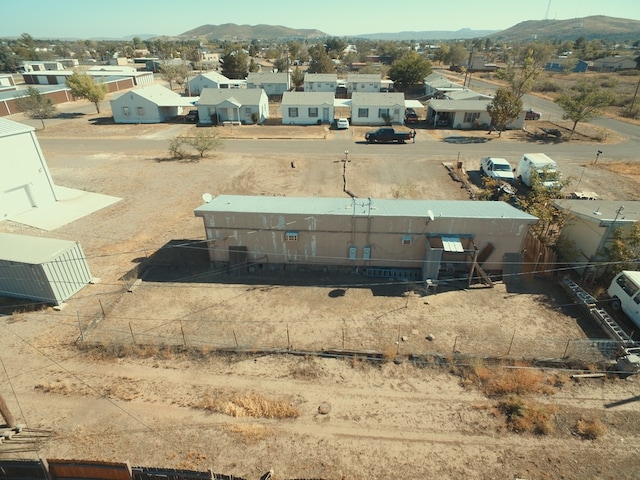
0, 233, 79, 264
195, 195, 538, 222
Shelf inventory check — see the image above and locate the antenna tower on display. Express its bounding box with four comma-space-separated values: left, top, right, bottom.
544, 0, 552, 20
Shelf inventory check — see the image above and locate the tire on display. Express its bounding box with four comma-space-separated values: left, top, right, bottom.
611, 297, 622, 311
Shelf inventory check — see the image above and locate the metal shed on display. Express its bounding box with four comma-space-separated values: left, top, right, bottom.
0, 233, 92, 305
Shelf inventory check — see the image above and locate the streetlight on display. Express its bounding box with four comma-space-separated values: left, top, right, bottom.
593, 150, 603, 164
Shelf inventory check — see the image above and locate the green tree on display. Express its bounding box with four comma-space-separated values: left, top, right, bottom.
387, 51, 431, 91
554, 80, 614, 139
602, 221, 640, 278
220, 47, 249, 79
0, 44, 19, 72
290, 66, 304, 88
14, 86, 57, 129
486, 88, 522, 137
307, 44, 335, 74
169, 131, 223, 160
445, 43, 468, 68
517, 174, 572, 247
159, 62, 189, 91
65, 71, 107, 113
497, 50, 541, 100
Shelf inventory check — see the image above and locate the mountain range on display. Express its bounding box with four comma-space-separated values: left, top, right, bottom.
175, 16, 640, 43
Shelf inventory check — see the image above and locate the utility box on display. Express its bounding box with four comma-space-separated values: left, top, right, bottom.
0, 233, 92, 305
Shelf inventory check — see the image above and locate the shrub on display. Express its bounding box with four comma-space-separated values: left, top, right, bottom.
575, 417, 606, 440
498, 396, 557, 435
251, 112, 259, 124
197, 390, 300, 419
533, 80, 561, 93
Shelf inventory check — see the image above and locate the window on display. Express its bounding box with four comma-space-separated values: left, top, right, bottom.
358, 108, 369, 118
244, 107, 252, 115
402, 235, 412, 245
288, 107, 298, 117
464, 112, 480, 123
137, 107, 145, 115
285, 231, 298, 242
378, 108, 389, 118
308, 107, 318, 117
122, 106, 129, 116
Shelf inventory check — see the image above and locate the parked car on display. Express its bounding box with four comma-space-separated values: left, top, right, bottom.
525, 108, 541, 120
404, 108, 419, 125
336, 118, 349, 129
185, 109, 199, 123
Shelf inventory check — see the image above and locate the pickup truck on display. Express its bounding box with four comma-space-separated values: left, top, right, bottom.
480, 157, 515, 183
365, 128, 414, 144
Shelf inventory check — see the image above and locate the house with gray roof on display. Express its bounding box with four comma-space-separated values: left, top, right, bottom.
197, 88, 269, 125
246, 72, 290, 97
426, 99, 525, 130
187, 71, 245, 95
350, 92, 405, 125
347, 74, 382, 95
303, 73, 338, 93
281, 92, 335, 125
110, 85, 196, 123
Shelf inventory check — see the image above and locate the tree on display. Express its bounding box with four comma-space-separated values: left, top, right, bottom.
602, 221, 640, 278
517, 174, 572, 247
220, 47, 249, 79
159, 62, 190, 91
65, 71, 107, 113
496, 50, 541, 100
0, 44, 19, 73
388, 51, 431, 91
307, 44, 335, 74
291, 66, 304, 88
486, 88, 522, 137
169, 131, 223, 160
14, 86, 57, 129
554, 80, 614, 139
445, 43, 468, 68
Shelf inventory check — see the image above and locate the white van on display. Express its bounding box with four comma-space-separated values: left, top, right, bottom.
607, 271, 640, 328
514, 153, 560, 188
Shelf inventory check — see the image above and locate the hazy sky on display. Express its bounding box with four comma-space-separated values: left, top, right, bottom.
3, 0, 640, 38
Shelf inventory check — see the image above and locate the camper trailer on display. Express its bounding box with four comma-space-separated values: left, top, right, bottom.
514, 153, 560, 188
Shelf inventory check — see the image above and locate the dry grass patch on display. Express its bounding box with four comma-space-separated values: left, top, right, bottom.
197, 390, 300, 419
598, 161, 640, 178
220, 423, 273, 444
464, 363, 557, 397
497, 395, 558, 435
575, 417, 607, 440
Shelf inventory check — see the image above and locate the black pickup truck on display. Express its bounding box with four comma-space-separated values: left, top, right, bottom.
365, 127, 414, 144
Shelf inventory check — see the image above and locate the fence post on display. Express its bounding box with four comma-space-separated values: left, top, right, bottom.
77, 311, 84, 344
563, 339, 571, 358
506, 330, 516, 356
129, 322, 136, 345
286, 324, 290, 350
180, 320, 186, 346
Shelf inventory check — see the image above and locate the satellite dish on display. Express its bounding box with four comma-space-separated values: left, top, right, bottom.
202, 193, 213, 203
427, 210, 435, 222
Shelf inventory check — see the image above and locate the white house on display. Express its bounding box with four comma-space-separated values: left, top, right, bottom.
110, 85, 196, 123
350, 92, 405, 126
424, 73, 465, 98
0, 118, 57, 221
347, 74, 381, 95
444, 89, 493, 101
426, 99, 526, 130
304, 73, 338, 93
187, 71, 242, 95
197, 88, 269, 125
281, 92, 335, 125
246, 72, 290, 97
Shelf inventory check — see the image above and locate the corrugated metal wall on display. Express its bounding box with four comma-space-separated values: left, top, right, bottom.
0, 242, 91, 305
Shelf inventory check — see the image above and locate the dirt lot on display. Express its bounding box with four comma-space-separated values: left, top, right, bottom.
2, 106, 640, 479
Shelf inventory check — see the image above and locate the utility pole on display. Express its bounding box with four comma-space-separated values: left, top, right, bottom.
0, 392, 17, 428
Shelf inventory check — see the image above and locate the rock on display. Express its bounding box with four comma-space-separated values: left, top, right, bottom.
401, 335, 408, 342
318, 402, 331, 414
426, 334, 435, 341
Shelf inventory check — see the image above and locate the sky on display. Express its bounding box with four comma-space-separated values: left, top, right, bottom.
2, 0, 640, 39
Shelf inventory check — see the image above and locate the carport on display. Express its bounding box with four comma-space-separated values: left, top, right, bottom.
423, 234, 493, 286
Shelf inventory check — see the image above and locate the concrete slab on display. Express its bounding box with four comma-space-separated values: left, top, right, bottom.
6, 186, 121, 231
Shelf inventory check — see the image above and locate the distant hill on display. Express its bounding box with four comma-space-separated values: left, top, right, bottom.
179, 23, 326, 40
355, 28, 498, 41
489, 16, 640, 42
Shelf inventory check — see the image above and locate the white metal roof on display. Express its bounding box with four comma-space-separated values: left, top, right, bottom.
0, 117, 34, 137
0, 233, 79, 264
111, 84, 196, 107
195, 195, 538, 222
282, 91, 335, 106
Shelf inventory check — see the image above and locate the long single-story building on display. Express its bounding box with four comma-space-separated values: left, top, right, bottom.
194, 195, 538, 281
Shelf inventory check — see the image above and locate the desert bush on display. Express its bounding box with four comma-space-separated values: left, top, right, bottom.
575, 417, 606, 440
620, 104, 640, 119
498, 395, 557, 435
599, 77, 618, 89
617, 69, 640, 77
197, 390, 300, 419
465, 364, 556, 397
533, 80, 561, 93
